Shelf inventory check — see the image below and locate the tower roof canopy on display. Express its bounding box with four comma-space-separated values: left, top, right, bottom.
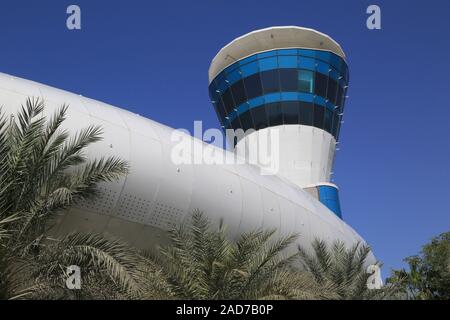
208, 26, 346, 83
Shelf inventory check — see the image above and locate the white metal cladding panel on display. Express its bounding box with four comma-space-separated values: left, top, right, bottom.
116, 108, 160, 140
326, 135, 334, 175
0, 87, 37, 116
260, 187, 281, 234
236, 124, 336, 187
298, 125, 314, 162
278, 127, 301, 184
311, 203, 350, 244
234, 155, 318, 218
189, 164, 243, 239
0, 72, 377, 265
308, 197, 335, 229
37, 103, 73, 126
292, 204, 311, 245
309, 215, 334, 244
104, 216, 146, 246
152, 120, 179, 146
327, 140, 336, 179
148, 129, 194, 230
133, 224, 170, 248
277, 196, 298, 236
319, 132, 328, 178
312, 197, 342, 228
81, 118, 131, 163
310, 129, 325, 183
0, 74, 42, 99
80, 97, 128, 129
38, 83, 90, 115
269, 175, 301, 203
337, 227, 355, 248
56, 209, 111, 236
114, 132, 163, 224
237, 176, 264, 234
38, 97, 92, 131
74, 119, 130, 216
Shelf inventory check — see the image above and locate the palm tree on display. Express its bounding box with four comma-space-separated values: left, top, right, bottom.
0, 98, 143, 299
140, 210, 337, 300
298, 239, 400, 299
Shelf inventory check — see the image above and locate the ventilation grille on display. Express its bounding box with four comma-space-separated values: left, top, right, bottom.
75, 186, 118, 215
75, 188, 184, 230
148, 202, 184, 229
116, 193, 152, 223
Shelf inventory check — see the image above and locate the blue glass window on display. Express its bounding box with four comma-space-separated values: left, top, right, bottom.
332, 112, 340, 137
257, 51, 276, 59
282, 101, 299, 124
231, 80, 247, 107
250, 106, 269, 130
223, 64, 238, 77
260, 69, 280, 93
265, 102, 283, 127
299, 49, 315, 58
324, 109, 333, 133
279, 69, 298, 91
230, 117, 241, 131
221, 89, 235, 114
281, 92, 298, 101
299, 102, 313, 126
278, 55, 298, 68
236, 101, 250, 115
314, 95, 327, 107
326, 78, 338, 105
259, 57, 278, 72
248, 96, 265, 109
214, 73, 228, 93
210, 47, 349, 140
278, 48, 298, 55
329, 68, 339, 81
240, 61, 259, 77
264, 92, 281, 104
210, 90, 227, 120
244, 73, 263, 99
336, 86, 344, 107
298, 70, 314, 93
314, 72, 328, 98
238, 54, 257, 67
316, 50, 331, 63
330, 54, 341, 71
313, 104, 325, 129
298, 57, 315, 70
238, 111, 254, 131
316, 61, 329, 75
226, 68, 242, 85
298, 92, 314, 103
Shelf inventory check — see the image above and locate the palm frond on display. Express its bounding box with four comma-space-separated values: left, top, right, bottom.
0, 98, 131, 299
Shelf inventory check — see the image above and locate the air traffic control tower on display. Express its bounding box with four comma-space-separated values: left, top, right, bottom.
209, 26, 348, 218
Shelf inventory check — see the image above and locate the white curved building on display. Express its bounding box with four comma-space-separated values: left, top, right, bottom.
0, 26, 374, 261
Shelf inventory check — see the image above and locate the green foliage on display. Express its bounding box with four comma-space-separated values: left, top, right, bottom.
298, 239, 399, 299
387, 231, 450, 300
0, 98, 141, 299
140, 210, 336, 300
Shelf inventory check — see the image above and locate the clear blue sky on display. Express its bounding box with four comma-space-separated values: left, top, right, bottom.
1, 0, 449, 277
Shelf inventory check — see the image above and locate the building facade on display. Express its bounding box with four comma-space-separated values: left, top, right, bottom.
0, 26, 373, 263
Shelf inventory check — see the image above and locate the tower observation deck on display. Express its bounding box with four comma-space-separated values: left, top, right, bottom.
208, 26, 349, 218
